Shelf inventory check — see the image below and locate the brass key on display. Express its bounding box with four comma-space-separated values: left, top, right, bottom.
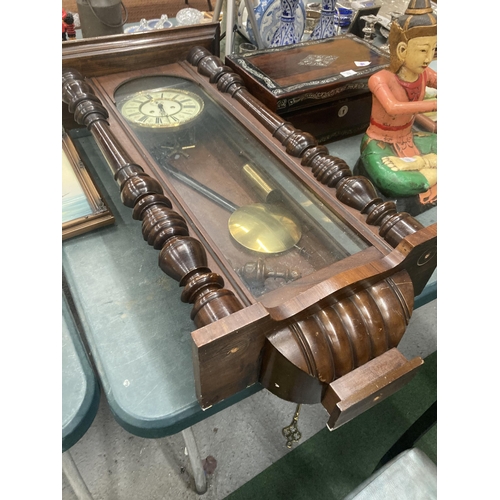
282, 404, 302, 448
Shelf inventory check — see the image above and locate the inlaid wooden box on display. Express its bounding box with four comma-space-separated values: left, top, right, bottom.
225, 34, 390, 143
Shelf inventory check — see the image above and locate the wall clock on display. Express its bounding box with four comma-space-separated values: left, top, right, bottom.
117, 87, 205, 129
114, 76, 207, 157
62, 29, 436, 430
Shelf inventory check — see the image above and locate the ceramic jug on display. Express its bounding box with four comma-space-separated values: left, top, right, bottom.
309, 0, 337, 40
270, 0, 302, 46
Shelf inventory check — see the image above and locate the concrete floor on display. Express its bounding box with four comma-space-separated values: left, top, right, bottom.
62, 300, 437, 500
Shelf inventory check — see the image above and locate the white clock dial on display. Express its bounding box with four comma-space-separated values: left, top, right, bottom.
119, 88, 204, 129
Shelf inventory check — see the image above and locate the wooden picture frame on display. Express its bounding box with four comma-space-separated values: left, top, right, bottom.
62, 130, 114, 240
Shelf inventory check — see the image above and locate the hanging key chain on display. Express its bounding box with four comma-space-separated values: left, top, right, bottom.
282, 404, 302, 448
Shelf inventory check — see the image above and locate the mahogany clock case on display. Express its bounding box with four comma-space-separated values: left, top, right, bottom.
67, 60, 429, 308
92, 67, 377, 304
62, 27, 437, 429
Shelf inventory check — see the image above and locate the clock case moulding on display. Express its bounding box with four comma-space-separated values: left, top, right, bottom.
62, 25, 437, 430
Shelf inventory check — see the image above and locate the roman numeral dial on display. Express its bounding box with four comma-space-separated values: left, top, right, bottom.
119, 88, 204, 129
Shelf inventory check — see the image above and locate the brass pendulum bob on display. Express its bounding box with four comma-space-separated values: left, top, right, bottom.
228, 203, 301, 254
164, 163, 302, 254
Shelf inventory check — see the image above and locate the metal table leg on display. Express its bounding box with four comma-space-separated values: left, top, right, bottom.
213, 0, 223, 21
62, 450, 94, 500
181, 427, 207, 494
213, 0, 234, 54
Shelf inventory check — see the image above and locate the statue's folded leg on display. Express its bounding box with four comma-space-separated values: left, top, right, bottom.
360, 134, 437, 198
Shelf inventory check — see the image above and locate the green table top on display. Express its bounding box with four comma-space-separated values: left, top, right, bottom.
62, 129, 260, 438
62, 289, 100, 451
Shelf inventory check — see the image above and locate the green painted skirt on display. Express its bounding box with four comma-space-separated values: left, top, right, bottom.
360, 132, 437, 197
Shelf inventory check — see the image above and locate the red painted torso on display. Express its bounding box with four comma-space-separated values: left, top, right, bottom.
366, 67, 437, 157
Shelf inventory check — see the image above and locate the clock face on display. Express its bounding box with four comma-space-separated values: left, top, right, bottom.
118, 88, 204, 129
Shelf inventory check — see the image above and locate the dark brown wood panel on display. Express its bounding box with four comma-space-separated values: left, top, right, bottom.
240, 36, 388, 88
62, 23, 220, 77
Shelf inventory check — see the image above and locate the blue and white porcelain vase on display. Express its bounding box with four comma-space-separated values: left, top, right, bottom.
310, 0, 337, 40
270, 0, 301, 47
237, 0, 306, 48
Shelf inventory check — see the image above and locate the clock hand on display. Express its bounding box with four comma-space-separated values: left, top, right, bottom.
157, 102, 166, 115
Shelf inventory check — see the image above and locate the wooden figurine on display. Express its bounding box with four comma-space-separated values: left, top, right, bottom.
358, 0, 437, 211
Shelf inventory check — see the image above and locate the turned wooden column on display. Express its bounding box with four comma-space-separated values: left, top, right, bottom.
187, 47, 424, 248
62, 68, 244, 328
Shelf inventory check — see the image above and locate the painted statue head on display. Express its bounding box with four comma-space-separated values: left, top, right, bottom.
388, 0, 437, 75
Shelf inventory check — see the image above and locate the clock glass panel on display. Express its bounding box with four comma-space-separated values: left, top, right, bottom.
115, 76, 369, 298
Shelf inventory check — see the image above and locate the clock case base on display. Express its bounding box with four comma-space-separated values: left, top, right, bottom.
62, 29, 436, 431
